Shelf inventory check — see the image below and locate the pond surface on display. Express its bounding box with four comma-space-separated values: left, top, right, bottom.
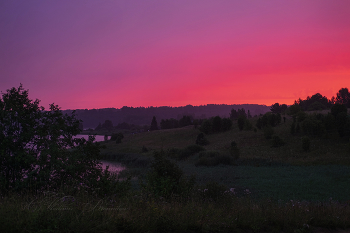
101, 160, 126, 174
75, 135, 125, 174
74, 134, 110, 142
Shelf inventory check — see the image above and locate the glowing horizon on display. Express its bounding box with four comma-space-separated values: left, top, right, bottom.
1, 0, 349, 110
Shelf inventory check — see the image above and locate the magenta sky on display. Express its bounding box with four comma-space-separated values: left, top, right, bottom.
1, 0, 350, 110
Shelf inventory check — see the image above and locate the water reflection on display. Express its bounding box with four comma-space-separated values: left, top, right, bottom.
74, 134, 110, 142
74, 135, 124, 174
101, 160, 125, 174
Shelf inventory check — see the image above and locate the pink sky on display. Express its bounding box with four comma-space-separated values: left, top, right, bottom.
1, 0, 350, 110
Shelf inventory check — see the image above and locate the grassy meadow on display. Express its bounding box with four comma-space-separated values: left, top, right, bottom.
2, 114, 350, 233
101, 116, 350, 202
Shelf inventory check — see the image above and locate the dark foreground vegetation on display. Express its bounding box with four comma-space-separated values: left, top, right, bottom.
1, 85, 350, 232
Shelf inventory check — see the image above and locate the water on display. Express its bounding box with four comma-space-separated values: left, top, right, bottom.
74, 135, 125, 174
101, 160, 126, 175
74, 134, 110, 142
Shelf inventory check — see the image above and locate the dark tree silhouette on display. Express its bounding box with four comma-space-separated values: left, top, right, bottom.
101, 119, 113, 130
336, 88, 350, 107
0, 85, 116, 194
150, 116, 158, 131
271, 103, 288, 113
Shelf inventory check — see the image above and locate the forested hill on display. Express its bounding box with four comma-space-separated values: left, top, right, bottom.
62, 104, 270, 129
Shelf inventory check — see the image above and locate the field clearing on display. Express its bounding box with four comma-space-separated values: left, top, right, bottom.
100, 116, 350, 202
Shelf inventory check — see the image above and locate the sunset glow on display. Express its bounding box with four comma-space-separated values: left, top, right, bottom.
1, 0, 350, 110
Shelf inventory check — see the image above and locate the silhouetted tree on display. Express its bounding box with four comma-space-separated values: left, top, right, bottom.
102, 119, 113, 130
150, 116, 158, 131
247, 110, 252, 118
0, 85, 116, 194
221, 118, 233, 131
212, 116, 222, 133
331, 103, 347, 117
294, 93, 332, 111
196, 133, 209, 146
336, 88, 350, 107
179, 115, 192, 127
229, 109, 238, 120
237, 116, 245, 131
95, 122, 102, 131
199, 119, 212, 134
271, 103, 282, 113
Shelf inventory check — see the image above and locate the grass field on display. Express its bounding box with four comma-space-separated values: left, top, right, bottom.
2, 115, 350, 232
100, 116, 350, 202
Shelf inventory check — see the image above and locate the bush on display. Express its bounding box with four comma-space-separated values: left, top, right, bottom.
331, 103, 347, 117
335, 112, 349, 137
111, 132, 124, 143
196, 133, 209, 146
257, 112, 282, 130
263, 126, 274, 139
176, 145, 205, 160
142, 151, 195, 198
199, 116, 232, 134
199, 120, 212, 134
142, 145, 149, 153
229, 141, 240, 160
237, 116, 245, 131
297, 111, 307, 122
301, 117, 325, 136
271, 135, 285, 147
302, 136, 311, 152
221, 118, 233, 131
290, 122, 296, 135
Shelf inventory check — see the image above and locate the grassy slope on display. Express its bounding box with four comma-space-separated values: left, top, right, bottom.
100, 117, 350, 201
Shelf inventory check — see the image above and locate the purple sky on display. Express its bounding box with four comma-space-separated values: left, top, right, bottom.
1, 0, 350, 110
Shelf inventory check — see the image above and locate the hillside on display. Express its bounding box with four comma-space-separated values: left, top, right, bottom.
100, 114, 350, 201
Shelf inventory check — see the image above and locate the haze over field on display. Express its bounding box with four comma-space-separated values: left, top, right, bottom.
1, 0, 350, 110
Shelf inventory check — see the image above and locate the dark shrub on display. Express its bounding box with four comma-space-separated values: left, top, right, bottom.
297, 111, 307, 122
212, 116, 222, 133
291, 121, 296, 135
263, 126, 274, 139
336, 112, 349, 137
302, 136, 311, 152
142, 151, 195, 198
271, 135, 285, 147
111, 132, 124, 141
301, 117, 325, 136
199, 120, 212, 134
331, 103, 347, 117
307, 101, 327, 111
196, 132, 209, 146
237, 116, 245, 131
186, 144, 205, 154
229, 141, 240, 160
324, 113, 335, 131
244, 118, 253, 130
177, 145, 205, 160
221, 117, 233, 131
141, 145, 149, 153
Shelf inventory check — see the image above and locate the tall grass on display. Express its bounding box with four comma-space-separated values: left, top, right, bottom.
5, 116, 349, 232
2, 190, 350, 233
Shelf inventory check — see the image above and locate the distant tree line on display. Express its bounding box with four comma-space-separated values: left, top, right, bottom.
64, 104, 270, 129
290, 103, 350, 139
270, 87, 350, 116
199, 116, 233, 134
160, 115, 194, 130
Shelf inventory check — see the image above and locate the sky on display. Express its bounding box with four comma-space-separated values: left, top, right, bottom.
1, 0, 350, 110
